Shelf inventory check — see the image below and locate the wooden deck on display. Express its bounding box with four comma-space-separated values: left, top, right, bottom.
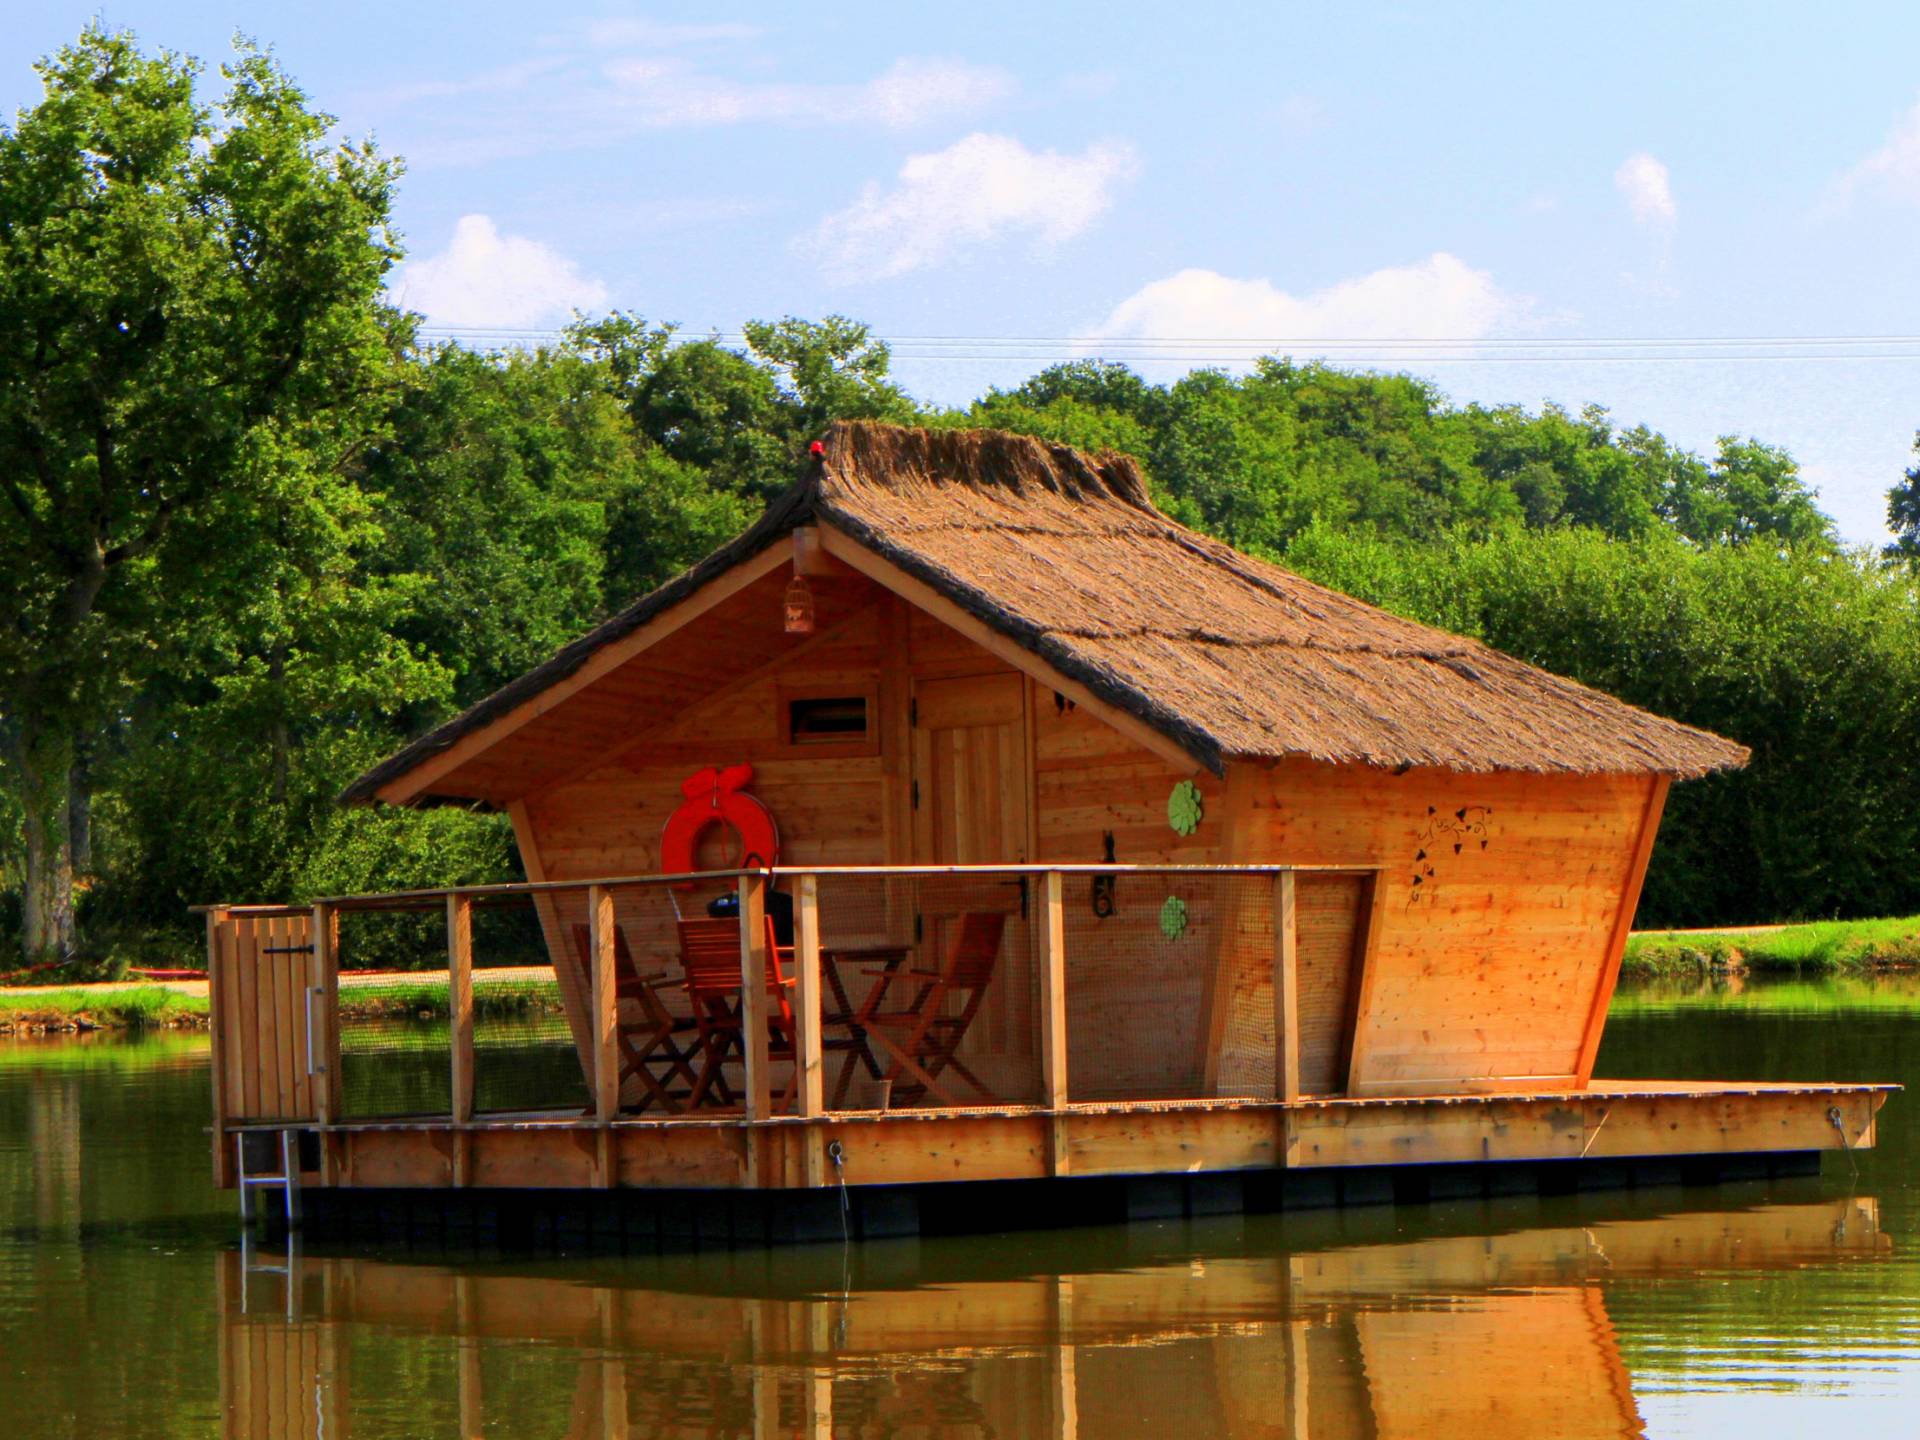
201, 865, 1893, 1229
242, 1078, 1889, 1197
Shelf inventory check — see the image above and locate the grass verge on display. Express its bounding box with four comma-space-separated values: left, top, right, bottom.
1624, 914, 1920, 975
0, 986, 210, 1033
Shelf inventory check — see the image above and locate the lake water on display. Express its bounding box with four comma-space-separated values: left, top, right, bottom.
0, 979, 1916, 1438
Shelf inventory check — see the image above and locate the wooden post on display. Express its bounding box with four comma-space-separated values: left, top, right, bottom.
738, 875, 772, 1135
1342, 872, 1391, 1097
311, 902, 340, 1183
1274, 870, 1301, 1103
1576, 775, 1671, 1084
793, 874, 828, 1187
804, 1368, 833, 1440
206, 907, 233, 1188
1041, 870, 1070, 1176
588, 885, 619, 1188
1049, 1276, 1079, 1440
448, 894, 475, 1186
455, 1275, 485, 1440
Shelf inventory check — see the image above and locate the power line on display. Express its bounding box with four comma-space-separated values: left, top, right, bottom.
409, 325, 1920, 365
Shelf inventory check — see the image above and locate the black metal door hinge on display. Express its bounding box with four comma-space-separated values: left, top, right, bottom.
911, 779, 920, 809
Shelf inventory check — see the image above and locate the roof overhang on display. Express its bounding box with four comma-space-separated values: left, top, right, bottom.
351, 519, 1215, 810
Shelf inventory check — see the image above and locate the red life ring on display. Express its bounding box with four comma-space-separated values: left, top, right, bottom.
660, 764, 780, 887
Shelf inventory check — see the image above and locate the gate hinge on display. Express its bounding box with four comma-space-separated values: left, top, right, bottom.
911, 779, 919, 809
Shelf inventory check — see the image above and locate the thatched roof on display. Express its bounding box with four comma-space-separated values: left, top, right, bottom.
343, 421, 1746, 804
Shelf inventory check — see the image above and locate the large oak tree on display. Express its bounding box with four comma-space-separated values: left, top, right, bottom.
0, 28, 398, 961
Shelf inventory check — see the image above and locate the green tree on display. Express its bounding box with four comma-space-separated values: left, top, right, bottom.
1885, 431, 1920, 565
741, 315, 918, 434
0, 27, 398, 961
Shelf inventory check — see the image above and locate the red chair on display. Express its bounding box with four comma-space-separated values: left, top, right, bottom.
674, 916, 800, 1111
843, 912, 1006, 1107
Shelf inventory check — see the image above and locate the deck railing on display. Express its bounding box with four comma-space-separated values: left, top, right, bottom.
204, 864, 1385, 1165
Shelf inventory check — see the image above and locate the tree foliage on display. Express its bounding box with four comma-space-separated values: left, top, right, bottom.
0, 25, 1911, 968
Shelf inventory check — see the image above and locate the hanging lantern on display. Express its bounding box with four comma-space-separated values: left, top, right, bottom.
783, 573, 815, 634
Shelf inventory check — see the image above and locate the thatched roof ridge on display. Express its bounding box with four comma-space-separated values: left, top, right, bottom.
807, 422, 1746, 779
342, 420, 1747, 805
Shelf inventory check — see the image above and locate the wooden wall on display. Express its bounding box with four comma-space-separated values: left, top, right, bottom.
1230, 759, 1662, 1096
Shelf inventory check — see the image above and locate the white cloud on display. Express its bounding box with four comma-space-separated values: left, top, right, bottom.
580, 19, 762, 48
599, 55, 1012, 131
1838, 96, 1920, 204
1615, 152, 1676, 227
388, 215, 608, 327
806, 133, 1139, 281
1094, 254, 1519, 348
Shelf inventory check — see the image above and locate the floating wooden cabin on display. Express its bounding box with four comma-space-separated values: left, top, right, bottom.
201, 422, 1890, 1233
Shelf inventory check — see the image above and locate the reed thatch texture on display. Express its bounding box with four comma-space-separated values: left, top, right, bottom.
343, 421, 1746, 805
809, 422, 1747, 779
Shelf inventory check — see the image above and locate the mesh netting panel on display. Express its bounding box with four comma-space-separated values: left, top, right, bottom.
470, 898, 584, 1116
1063, 871, 1277, 1102
336, 911, 454, 1120
815, 872, 1041, 1111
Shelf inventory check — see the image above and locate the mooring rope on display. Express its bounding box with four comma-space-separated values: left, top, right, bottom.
1828, 1105, 1860, 1181
828, 1138, 852, 1344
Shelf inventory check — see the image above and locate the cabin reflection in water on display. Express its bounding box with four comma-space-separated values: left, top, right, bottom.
217, 1195, 1886, 1439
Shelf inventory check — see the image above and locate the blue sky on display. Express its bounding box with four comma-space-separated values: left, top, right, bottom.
12, 3, 1920, 541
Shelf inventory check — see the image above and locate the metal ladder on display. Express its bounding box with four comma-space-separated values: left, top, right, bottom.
235, 1129, 302, 1230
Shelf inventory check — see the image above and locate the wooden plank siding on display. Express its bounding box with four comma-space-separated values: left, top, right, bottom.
1235, 760, 1661, 1097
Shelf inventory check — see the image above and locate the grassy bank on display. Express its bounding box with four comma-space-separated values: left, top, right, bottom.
0, 970, 566, 1034
1624, 914, 1920, 975
0, 986, 210, 1034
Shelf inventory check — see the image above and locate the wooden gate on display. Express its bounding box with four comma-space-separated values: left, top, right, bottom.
207, 906, 319, 1185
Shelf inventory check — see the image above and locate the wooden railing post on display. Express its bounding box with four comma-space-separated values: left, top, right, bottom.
1273, 870, 1301, 1103
588, 884, 619, 1189
206, 907, 233, 1188
738, 874, 772, 1130
588, 885, 618, 1121
1041, 869, 1070, 1176
793, 873, 827, 1187
447, 894, 475, 1157
311, 902, 340, 1183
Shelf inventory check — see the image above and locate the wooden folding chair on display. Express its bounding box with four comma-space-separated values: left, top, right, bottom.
845, 912, 1006, 1108
570, 924, 701, 1114
674, 916, 800, 1112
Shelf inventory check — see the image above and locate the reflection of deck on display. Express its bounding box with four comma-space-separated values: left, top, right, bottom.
216, 1194, 1889, 1439
272, 1077, 1890, 1199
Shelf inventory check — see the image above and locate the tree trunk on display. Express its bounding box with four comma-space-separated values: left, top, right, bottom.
16, 714, 76, 965
68, 748, 92, 876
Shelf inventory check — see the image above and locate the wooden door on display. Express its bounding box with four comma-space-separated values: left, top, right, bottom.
909, 671, 1035, 1085
910, 671, 1030, 865
210, 910, 318, 1130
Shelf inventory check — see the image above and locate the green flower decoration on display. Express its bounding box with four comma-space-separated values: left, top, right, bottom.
1159, 895, 1189, 941
1167, 779, 1204, 836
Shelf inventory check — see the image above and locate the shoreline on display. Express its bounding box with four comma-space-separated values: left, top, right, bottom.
1623, 914, 1920, 976
0, 968, 566, 1036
